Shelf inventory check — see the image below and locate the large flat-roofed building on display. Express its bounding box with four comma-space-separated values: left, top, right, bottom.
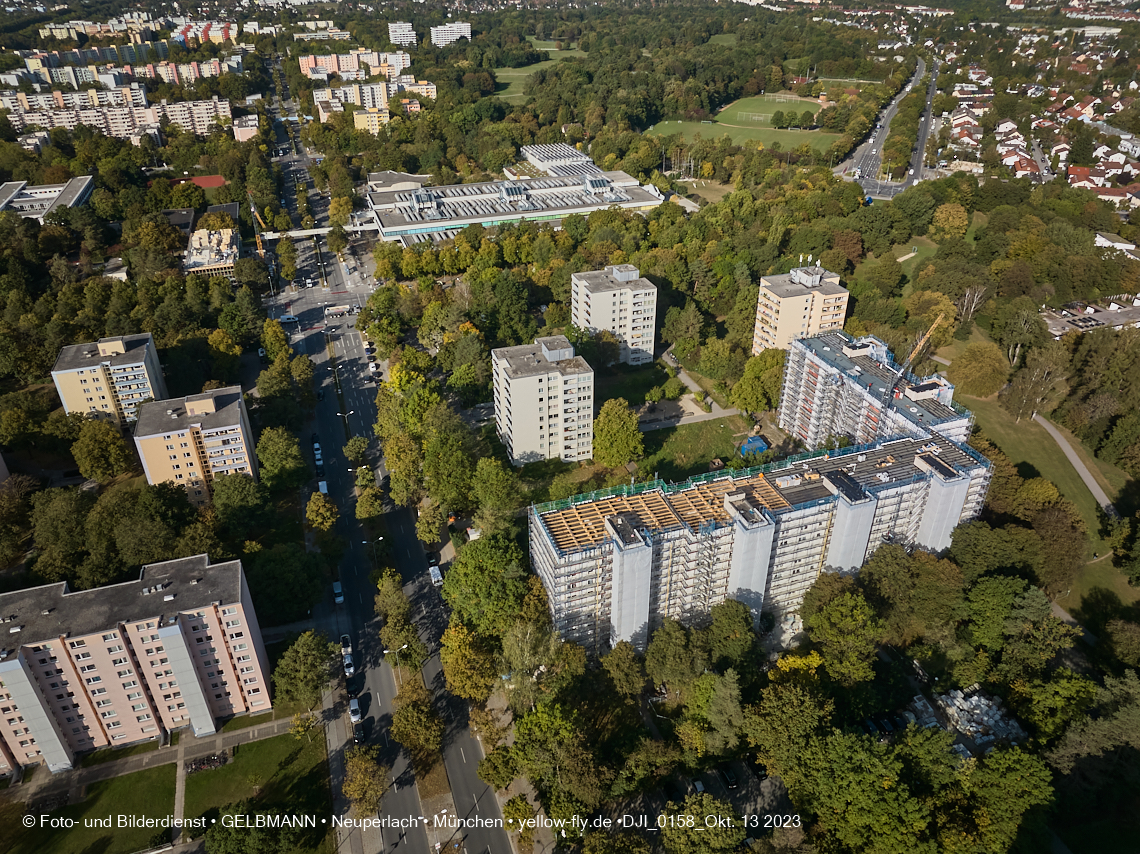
183, 228, 239, 280
52, 333, 168, 427
780, 332, 973, 450
388, 21, 417, 46
752, 266, 849, 353
521, 143, 602, 178
134, 386, 257, 505
0, 554, 271, 775
0, 175, 94, 223
430, 22, 472, 46
367, 171, 664, 246
493, 336, 594, 465
529, 433, 991, 654
570, 265, 658, 365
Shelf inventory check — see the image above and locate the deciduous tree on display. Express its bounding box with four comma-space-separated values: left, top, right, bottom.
272, 630, 337, 709
343, 744, 390, 815
306, 492, 339, 532
71, 419, 134, 482
947, 341, 1008, 397
440, 621, 497, 701
593, 397, 644, 468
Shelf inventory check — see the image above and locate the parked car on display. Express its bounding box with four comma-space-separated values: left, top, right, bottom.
332, 581, 344, 605
343, 653, 355, 677
348, 698, 361, 723
719, 765, 738, 789
353, 722, 364, 744
426, 552, 441, 567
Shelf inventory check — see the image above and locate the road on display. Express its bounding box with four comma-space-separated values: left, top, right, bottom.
840, 56, 941, 199
264, 237, 508, 854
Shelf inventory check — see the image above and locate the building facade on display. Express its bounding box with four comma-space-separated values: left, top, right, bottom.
492, 336, 594, 466
51, 334, 168, 427
0, 555, 271, 775
388, 21, 417, 46
0, 176, 94, 223
0, 84, 148, 112
430, 22, 472, 46
570, 265, 658, 365
134, 387, 257, 505
529, 433, 991, 654
751, 266, 850, 353
297, 50, 410, 80
779, 332, 973, 450
5, 97, 231, 141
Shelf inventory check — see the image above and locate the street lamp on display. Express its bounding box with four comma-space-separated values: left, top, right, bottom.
336, 410, 354, 423
362, 536, 384, 570
383, 643, 408, 681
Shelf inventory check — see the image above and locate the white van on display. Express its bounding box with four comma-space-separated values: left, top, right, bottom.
318, 481, 328, 494
279, 314, 299, 323
429, 567, 443, 587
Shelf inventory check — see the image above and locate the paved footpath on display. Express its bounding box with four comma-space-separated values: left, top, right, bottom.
1033, 413, 1118, 517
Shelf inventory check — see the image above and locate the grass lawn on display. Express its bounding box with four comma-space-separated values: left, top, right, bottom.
684, 179, 735, 205
645, 120, 840, 151
525, 36, 586, 56
594, 363, 670, 407
493, 53, 580, 101
717, 94, 821, 123
1067, 557, 1140, 619
4, 764, 175, 854
640, 415, 751, 482
896, 236, 938, 284
709, 33, 738, 45
79, 738, 159, 768
965, 210, 988, 243
934, 323, 991, 365
182, 732, 331, 847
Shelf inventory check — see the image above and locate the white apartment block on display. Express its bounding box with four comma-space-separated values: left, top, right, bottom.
430, 22, 472, 46
5, 97, 231, 140
752, 266, 850, 353
779, 332, 973, 451
492, 336, 594, 465
529, 433, 991, 654
389, 21, 417, 46
0, 555, 271, 775
0, 83, 148, 112
51, 333, 168, 427
298, 50, 411, 80
570, 264, 658, 365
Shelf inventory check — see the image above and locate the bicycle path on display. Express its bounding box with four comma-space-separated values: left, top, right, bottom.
1032, 414, 1118, 517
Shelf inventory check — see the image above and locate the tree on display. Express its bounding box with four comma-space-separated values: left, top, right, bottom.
261, 318, 291, 362
442, 537, 530, 640
391, 677, 444, 762
276, 238, 297, 281
343, 745, 390, 815
1030, 503, 1086, 595
729, 349, 786, 413
1105, 619, 1140, 667
245, 544, 325, 624
234, 256, 270, 292
503, 794, 536, 848
440, 620, 497, 701
374, 568, 411, 624
659, 793, 744, 854
256, 427, 307, 491
645, 619, 705, 697
327, 225, 348, 256
704, 599, 754, 670
804, 591, 882, 687
472, 457, 522, 536
771, 110, 786, 128
415, 500, 445, 544
71, 419, 134, 481
328, 197, 353, 228
384, 432, 424, 507
306, 492, 339, 532
208, 328, 243, 381
929, 203, 970, 241
1001, 342, 1069, 422
743, 676, 832, 792
272, 630, 337, 709
602, 640, 646, 701
356, 486, 383, 520
800, 109, 815, 128
947, 341, 1008, 397
211, 473, 270, 541
593, 398, 643, 468
343, 435, 369, 465
514, 703, 611, 808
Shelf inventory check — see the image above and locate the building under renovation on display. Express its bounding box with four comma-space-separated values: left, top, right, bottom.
529, 433, 991, 654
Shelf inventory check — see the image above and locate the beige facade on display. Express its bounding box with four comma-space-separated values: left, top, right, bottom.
570, 264, 658, 365
353, 107, 390, 134
751, 266, 850, 354
51, 333, 168, 427
492, 336, 594, 466
0, 554, 271, 775
134, 387, 257, 505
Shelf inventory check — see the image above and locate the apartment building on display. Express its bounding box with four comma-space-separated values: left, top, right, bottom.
430, 22, 472, 46
134, 386, 257, 505
570, 265, 658, 365
0, 83, 148, 112
388, 21, 417, 46
751, 266, 850, 354
297, 50, 411, 80
5, 97, 231, 141
232, 115, 259, 142
313, 82, 389, 112
353, 108, 390, 134
0, 554, 271, 775
779, 332, 973, 450
0, 176, 94, 223
529, 433, 990, 653
492, 336, 594, 465
51, 334, 168, 427
182, 228, 240, 279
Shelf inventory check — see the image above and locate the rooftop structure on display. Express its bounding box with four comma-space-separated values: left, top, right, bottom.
430, 22, 472, 47
0, 176, 93, 223
530, 433, 990, 653
232, 114, 259, 142
521, 143, 602, 178
366, 172, 664, 246
182, 228, 240, 280
51, 333, 168, 426
752, 266, 849, 353
0, 555, 270, 775
492, 336, 594, 465
570, 265, 658, 365
134, 386, 257, 505
779, 332, 973, 450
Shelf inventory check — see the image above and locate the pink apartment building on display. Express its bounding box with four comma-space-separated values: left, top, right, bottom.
0, 554, 271, 775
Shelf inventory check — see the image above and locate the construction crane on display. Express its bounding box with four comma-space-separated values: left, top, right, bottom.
881, 312, 944, 406
248, 191, 269, 259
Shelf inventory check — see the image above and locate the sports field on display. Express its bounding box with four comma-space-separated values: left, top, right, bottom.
716, 94, 821, 126
646, 121, 839, 151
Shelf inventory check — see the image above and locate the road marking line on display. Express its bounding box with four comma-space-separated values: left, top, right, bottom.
460, 748, 466, 763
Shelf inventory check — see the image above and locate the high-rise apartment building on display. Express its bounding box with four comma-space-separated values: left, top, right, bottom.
134, 387, 257, 505
51, 333, 168, 427
492, 336, 594, 465
430, 22, 472, 46
779, 332, 973, 451
570, 264, 658, 365
751, 266, 849, 353
388, 21, 417, 46
529, 433, 990, 653
0, 554, 271, 775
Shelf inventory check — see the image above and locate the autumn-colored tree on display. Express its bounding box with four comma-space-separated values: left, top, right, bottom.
929, 203, 970, 241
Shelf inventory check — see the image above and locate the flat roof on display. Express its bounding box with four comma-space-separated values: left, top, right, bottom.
134, 385, 245, 437
492, 337, 593, 380
0, 554, 242, 654
52, 333, 154, 374
572, 265, 656, 295
797, 333, 965, 428
534, 434, 986, 554
761, 267, 848, 300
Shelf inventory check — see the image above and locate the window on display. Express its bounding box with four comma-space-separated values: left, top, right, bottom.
106, 721, 121, 729
85, 676, 101, 685
100, 710, 117, 719
74, 652, 91, 661
136, 714, 151, 722
68, 640, 86, 649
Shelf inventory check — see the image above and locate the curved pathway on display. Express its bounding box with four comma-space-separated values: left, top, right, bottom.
1032, 413, 1118, 517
